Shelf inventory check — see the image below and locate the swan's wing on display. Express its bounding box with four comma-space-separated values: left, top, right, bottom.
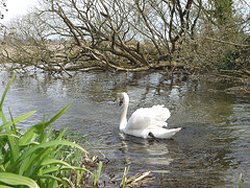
126, 105, 171, 130
151, 105, 171, 122
126, 108, 151, 130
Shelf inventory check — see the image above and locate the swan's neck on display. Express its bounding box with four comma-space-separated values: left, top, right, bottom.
120, 95, 129, 131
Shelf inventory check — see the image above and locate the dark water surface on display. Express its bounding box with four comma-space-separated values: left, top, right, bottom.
0, 71, 249, 187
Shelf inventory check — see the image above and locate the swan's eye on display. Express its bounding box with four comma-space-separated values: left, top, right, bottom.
119, 99, 124, 106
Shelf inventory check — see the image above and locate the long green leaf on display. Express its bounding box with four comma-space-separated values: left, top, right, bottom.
40, 165, 68, 175
0, 172, 39, 188
19, 122, 45, 145
19, 103, 71, 145
40, 165, 89, 175
39, 158, 89, 175
40, 128, 53, 143
41, 159, 74, 168
8, 108, 17, 133
0, 185, 13, 188
0, 74, 16, 124
20, 140, 87, 162
26, 148, 56, 177
0, 74, 16, 111
0, 133, 19, 138
0, 111, 36, 131
19, 147, 52, 176
37, 174, 65, 186
0, 111, 6, 125
7, 109, 20, 165
18, 140, 87, 175
19, 154, 37, 176
47, 102, 72, 125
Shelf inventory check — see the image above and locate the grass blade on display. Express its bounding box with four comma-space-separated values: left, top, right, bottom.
0, 74, 16, 112
120, 166, 129, 188
47, 103, 72, 125
93, 161, 103, 186
7, 109, 20, 164
238, 173, 243, 188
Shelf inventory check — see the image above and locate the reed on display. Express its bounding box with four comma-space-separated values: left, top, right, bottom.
120, 166, 129, 188
238, 173, 243, 188
93, 161, 103, 187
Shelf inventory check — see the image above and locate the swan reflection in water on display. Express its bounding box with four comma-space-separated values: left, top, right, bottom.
118, 133, 175, 173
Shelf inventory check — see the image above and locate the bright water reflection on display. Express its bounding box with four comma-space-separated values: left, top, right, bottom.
0, 71, 249, 187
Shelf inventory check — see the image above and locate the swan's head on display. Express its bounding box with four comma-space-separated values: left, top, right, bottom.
117, 92, 129, 108
118, 92, 129, 131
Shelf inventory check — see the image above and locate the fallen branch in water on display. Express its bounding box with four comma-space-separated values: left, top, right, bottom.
126, 171, 154, 187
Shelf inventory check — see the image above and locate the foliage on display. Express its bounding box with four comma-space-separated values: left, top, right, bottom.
0, 74, 90, 187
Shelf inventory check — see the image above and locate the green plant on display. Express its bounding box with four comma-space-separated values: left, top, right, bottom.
0, 74, 90, 188
120, 166, 129, 188
238, 173, 243, 188
93, 161, 103, 187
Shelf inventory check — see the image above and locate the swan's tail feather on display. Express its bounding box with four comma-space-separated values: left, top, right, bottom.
150, 127, 181, 139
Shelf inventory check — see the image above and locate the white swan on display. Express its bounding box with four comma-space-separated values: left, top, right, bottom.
118, 92, 181, 139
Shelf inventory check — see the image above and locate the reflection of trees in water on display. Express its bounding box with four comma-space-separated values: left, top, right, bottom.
12, 73, 64, 97
8, 70, 190, 102
8, 71, 236, 126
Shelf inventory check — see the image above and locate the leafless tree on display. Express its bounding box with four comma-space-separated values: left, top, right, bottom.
36, 0, 201, 71
1, 0, 248, 74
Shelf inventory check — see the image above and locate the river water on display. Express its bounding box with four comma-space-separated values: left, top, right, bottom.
0, 71, 249, 187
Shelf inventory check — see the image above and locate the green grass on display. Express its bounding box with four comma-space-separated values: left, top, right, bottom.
120, 166, 129, 188
0, 74, 90, 187
238, 173, 243, 188
93, 161, 103, 187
